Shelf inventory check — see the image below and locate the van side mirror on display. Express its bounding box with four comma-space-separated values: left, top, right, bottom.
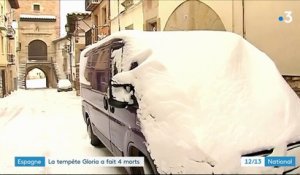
108, 98, 128, 108
108, 83, 134, 108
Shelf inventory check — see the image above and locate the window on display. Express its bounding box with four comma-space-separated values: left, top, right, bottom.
101, 6, 107, 25
93, 15, 99, 42
84, 52, 94, 82
1, 36, 4, 54
33, 4, 40, 11
85, 46, 110, 92
93, 48, 110, 92
28, 40, 47, 60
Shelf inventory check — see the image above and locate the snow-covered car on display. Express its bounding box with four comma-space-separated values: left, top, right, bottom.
57, 79, 72, 92
80, 30, 300, 174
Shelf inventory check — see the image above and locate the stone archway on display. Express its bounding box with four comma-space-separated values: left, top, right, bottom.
25, 65, 50, 89
164, 0, 226, 31
26, 68, 47, 89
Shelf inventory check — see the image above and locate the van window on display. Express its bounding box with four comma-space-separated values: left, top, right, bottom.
84, 54, 93, 83
92, 47, 110, 92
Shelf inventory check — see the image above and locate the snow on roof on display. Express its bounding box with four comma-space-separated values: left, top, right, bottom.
20, 14, 56, 20
80, 30, 300, 174
67, 12, 90, 17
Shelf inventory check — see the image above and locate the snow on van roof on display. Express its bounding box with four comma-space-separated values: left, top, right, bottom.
80, 30, 300, 174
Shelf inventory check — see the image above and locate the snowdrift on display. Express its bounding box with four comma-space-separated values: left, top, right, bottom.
82, 30, 300, 174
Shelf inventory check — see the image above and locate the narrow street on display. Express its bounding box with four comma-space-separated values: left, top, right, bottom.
0, 88, 126, 174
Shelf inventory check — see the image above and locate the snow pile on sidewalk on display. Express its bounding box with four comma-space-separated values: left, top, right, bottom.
82, 31, 300, 174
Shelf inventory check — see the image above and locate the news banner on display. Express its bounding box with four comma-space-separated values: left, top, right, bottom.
14, 156, 296, 168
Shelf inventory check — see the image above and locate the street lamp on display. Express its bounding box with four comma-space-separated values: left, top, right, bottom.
65, 24, 73, 83
65, 24, 69, 33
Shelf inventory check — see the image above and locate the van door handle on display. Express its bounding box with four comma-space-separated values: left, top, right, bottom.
103, 97, 108, 110
110, 106, 115, 113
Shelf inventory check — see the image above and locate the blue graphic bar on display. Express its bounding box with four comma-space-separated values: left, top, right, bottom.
15, 156, 45, 167
265, 156, 296, 167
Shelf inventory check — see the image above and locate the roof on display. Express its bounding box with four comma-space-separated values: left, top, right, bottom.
66, 12, 91, 35
67, 12, 90, 18
20, 14, 56, 22
52, 35, 68, 43
8, 0, 19, 9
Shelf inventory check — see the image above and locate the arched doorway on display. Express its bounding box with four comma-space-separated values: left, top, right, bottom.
26, 68, 47, 89
164, 0, 226, 31
28, 40, 47, 61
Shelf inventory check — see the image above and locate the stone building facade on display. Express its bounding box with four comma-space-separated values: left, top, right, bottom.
0, 0, 19, 98
110, 0, 300, 97
14, 0, 60, 89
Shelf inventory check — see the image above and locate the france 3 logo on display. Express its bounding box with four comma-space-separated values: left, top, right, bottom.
278, 11, 293, 23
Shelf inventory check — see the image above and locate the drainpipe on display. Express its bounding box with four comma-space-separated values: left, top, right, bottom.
69, 37, 73, 83
117, 0, 121, 31
108, 0, 111, 35
242, 0, 246, 38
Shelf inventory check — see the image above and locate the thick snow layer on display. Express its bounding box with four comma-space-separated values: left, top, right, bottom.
0, 89, 126, 174
26, 79, 47, 89
107, 31, 300, 174
57, 79, 72, 89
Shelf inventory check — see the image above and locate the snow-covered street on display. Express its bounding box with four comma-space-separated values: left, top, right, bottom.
0, 89, 126, 174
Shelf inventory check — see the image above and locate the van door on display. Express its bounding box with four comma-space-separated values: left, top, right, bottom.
109, 41, 137, 156
88, 45, 112, 150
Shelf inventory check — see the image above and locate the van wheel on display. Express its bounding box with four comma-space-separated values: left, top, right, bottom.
143, 158, 154, 174
131, 156, 155, 174
86, 117, 102, 147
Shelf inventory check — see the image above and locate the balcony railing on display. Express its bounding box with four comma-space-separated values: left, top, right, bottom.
98, 25, 109, 39
85, 25, 110, 46
121, 0, 134, 10
7, 53, 15, 64
6, 25, 15, 40
85, 0, 101, 11
0, 15, 7, 31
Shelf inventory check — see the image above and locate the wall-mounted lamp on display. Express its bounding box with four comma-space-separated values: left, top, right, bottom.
65, 24, 70, 33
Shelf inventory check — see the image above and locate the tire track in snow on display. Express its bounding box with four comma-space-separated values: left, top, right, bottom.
0, 107, 23, 129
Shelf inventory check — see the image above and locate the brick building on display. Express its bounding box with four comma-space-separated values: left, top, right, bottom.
14, 0, 61, 89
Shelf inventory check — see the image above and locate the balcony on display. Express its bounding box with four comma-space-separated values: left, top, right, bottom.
121, 0, 134, 10
6, 25, 15, 40
98, 25, 109, 39
85, 0, 101, 11
85, 25, 110, 46
7, 53, 15, 65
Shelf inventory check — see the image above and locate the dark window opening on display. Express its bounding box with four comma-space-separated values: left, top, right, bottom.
33, 4, 40, 11
146, 21, 157, 31
28, 40, 47, 61
101, 7, 107, 25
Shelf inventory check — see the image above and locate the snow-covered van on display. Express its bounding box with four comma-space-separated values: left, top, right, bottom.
80, 30, 300, 174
